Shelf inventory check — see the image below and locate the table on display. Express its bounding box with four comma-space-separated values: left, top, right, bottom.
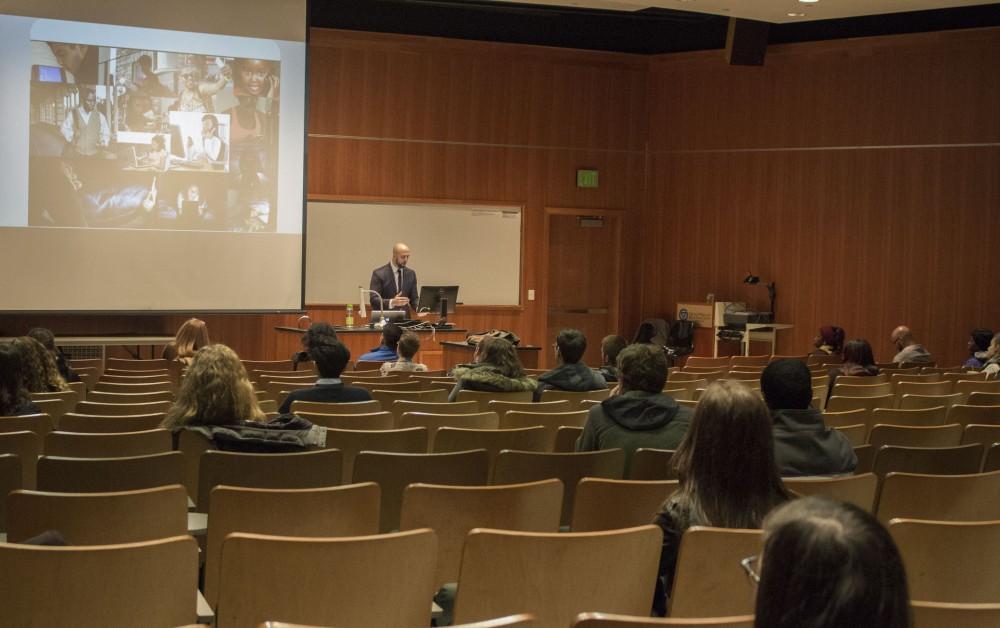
440, 341, 541, 370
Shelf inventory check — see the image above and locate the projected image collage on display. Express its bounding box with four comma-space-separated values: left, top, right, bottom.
28, 42, 280, 231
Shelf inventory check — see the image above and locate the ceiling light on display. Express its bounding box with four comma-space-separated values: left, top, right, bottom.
799, 0, 819, 3
787, 12, 806, 17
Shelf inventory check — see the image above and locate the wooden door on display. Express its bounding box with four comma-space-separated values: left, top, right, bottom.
545, 210, 623, 369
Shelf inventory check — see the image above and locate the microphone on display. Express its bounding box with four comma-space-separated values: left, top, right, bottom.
358, 287, 386, 328
358, 286, 367, 319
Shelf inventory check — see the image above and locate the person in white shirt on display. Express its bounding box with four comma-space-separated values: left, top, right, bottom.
60, 88, 110, 157
185, 114, 224, 168
380, 332, 428, 375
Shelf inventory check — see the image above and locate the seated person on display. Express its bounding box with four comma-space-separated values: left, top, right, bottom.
279, 338, 372, 414
890, 325, 933, 364
763, 359, 856, 477
357, 322, 402, 362
982, 333, 1000, 377
448, 336, 537, 402
576, 343, 692, 469
291, 322, 338, 369
595, 334, 627, 383
380, 332, 428, 375
162, 318, 210, 365
12, 336, 68, 393
27, 327, 79, 383
0, 344, 42, 416
138, 135, 168, 169
963, 327, 994, 369
811, 325, 845, 359
826, 338, 880, 400
161, 344, 325, 451
533, 328, 607, 401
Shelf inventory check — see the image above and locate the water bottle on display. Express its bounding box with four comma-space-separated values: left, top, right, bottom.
345, 304, 354, 328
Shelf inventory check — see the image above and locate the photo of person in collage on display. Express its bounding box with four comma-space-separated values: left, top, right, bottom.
28, 42, 280, 231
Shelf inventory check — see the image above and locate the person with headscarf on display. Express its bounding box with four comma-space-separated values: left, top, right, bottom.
811, 325, 845, 359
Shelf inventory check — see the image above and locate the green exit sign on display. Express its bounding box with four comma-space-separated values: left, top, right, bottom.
577, 169, 599, 188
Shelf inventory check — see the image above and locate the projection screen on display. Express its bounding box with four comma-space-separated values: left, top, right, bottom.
0, 0, 306, 311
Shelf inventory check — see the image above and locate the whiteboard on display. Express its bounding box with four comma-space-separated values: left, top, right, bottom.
305, 201, 522, 306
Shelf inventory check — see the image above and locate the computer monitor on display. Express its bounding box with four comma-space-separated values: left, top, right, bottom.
417, 286, 459, 316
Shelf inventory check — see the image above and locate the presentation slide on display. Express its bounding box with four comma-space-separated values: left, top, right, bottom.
0, 0, 306, 311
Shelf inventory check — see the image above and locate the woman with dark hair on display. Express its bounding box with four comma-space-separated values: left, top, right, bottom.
811, 325, 845, 358
652, 380, 791, 615
12, 336, 68, 393
826, 338, 880, 400
448, 336, 537, 402
0, 344, 41, 416
752, 496, 911, 628
26, 327, 79, 383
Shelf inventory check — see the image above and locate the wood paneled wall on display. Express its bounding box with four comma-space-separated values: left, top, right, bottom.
642, 28, 1000, 366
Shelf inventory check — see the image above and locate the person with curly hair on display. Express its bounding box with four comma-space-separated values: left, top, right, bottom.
0, 344, 40, 416
12, 336, 68, 393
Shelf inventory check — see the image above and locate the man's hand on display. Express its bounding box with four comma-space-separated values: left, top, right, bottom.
388, 293, 409, 309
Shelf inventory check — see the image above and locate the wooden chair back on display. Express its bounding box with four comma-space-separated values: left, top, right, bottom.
204, 483, 381, 609
488, 400, 572, 417
98, 373, 171, 384
37, 451, 183, 493
984, 443, 1000, 473
0, 536, 197, 628
86, 390, 173, 405
242, 359, 297, 372
265, 380, 314, 403
107, 357, 174, 370
835, 374, 889, 385
539, 388, 611, 408
296, 410, 395, 430
31, 389, 81, 409
399, 479, 563, 587
325, 427, 428, 483
572, 613, 754, 627
196, 449, 342, 513
872, 444, 984, 479
946, 404, 1000, 427
834, 424, 867, 447
890, 373, 942, 384
354, 449, 490, 532
784, 473, 879, 512
93, 381, 173, 395
954, 380, 1000, 400
0, 430, 39, 488
75, 400, 172, 416
968, 393, 1000, 406
352, 360, 387, 371
29, 398, 69, 427
821, 408, 869, 431
0, 414, 52, 441
493, 449, 626, 526
667, 372, 713, 383
0, 453, 20, 532
730, 355, 770, 367
870, 406, 948, 429
628, 448, 676, 481
69, 357, 104, 371
900, 393, 964, 410
103, 368, 169, 378
571, 478, 677, 532
825, 395, 894, 413
868, 424, 963, 449
910, 601, 1000, 628
500, 410, 590, 450
216, 529, 436, 628
44, 429, 172, 458
399, 411, 500, 449
854, 444, 876, 474
684, 356, 731, 369
59, 413, 166, 433
391, 400, 478, 426
352, 380, 423, 393
371, 388, 449, 411
875, 470, 1000, 523
290, 399, 381, 414
453, 526, 662, 628
831, 382, 893, 398
962, 424, 1000, 447
435, 427, 548, 476
890, 519, 1000, 604
669, 527, 763, 618
5, 484, 187, 544
457, 390, 534, 411
554, 426, 585, 452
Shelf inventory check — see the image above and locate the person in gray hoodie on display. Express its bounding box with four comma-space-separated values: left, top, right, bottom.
576, 343, 692, 470
533, 328, 608, 401
762, 359, 857, 477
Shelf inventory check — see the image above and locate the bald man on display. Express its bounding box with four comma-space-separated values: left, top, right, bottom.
890, 325, 933, 365
369, 243, 418, 314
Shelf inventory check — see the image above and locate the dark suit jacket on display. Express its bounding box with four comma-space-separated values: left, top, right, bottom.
369, 262, 418, 313
278, 383, 373, 414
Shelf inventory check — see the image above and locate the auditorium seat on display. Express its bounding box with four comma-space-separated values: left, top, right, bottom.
730, 355, 770, 367
30, 388, 81, 410
5, 485, 187, 544
38, 451, 183, 494
325, 427, 428, 482
870, 406, 948, 429
834, 424, 866, 447
44, 428, 172, 458
910, 601, 1000, 628
872, 444, 984, 479
457, 390, 534, 411
891, 373, 943, 384
488, 399, 572, 417
241, 359, 297, 372
93, 381, 173, 395
684, 357, 730, 369
983, 443, 1000, 472
390, 399, 478, 426
895, 381, 955, 406
821, 408, 869, 431
868, 424, 963, 449
784, 473, 878, 512
890, 519, 1000, 604
265, 380, 313, 403
875, 471, 1000, 523
59, 412, 166, 433
352, 360, 387, 371
666, 379, 709, 400
835, 374, 889, 385
954, 380, 1000, 401
0, 430, 39, 488
86, 390, 174, 405
370, 387, 449, 409
500, 410, 590, 450
453, 525, 661, 628
104, 367, 171, 378
947, 404, 1000, 427
667, 372, 714, 383
961, 424, 1000, 447
571, 478, 676, 532
261, 616, 539, 628
290, 399, 381, 414
668, 527, 762, 618
28, 398, 69, 427
539, 388, 611, 408
434, 427, 548, 473
99, 373, 173, 384
75, 400, 172, 416
216, 529, 436, 628
825, 394, 894, 413
831, 382, 894, 398
554, 426, 584, 452
572, 613, 755, 627
853, 444, 876, 474
399, 411, 500, 449
399, 479, 562, 588
966, 392, 1000, 406
351, 380, 422, 393
203, 483, 381, 609
295, 410, 395, 431
0, 536, 198, 628
354, 449, 490, 532
900, 393, 963, 410
628, 448, 676, 481
0, 454, 22, 533
493, 449, 626, 526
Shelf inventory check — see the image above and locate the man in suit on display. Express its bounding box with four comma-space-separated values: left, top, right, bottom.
369, 242, 418, 314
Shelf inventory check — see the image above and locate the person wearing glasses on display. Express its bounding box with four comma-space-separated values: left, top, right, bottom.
746, 496, 911, 628
651, 380, 791, 616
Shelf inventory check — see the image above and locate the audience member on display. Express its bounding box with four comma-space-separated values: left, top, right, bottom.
162, 318, 210, 365
963, 328, 994, 369
576, 344, 692, 468
12, 336, 68, 393
595, 334, 627, 383
448, 336, 537, 402
26, 327, 79, 383
890, 325, 933, 365
761, 360, 856, 477
533, 329, 606, 401
811, 325, 845, 358
162, 344, 325, 451
380, 332, 428, 375
982, 333, 1000, 377
291, 321, 338, 369
752, 496, 911, 628
0, 344, 41, 416
279, 338, 372, 414
633, 321, 657, 345
827, 338, 880, 399
357, 322, 402, 362
652, 380, 791, 616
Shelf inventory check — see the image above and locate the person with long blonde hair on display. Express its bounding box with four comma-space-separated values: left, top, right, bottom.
12, 336, 68, 392
448, 336, 537, 402
162, 318, 210, 364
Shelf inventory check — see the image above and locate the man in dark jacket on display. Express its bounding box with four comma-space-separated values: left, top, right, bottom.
533, 328, 607, 401
576, 343, 692, 470
762, 359, 857, 476
278, 338, 372, 414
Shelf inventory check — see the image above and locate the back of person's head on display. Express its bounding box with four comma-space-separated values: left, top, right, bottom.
382, 323, 403, 351
601, 334, 627, 365
818, 325, 846, 352
617, 344, 668, 393
0, 343, 30, 416
672, 380, 789, 528
173, 318, 210, 357
556, 329, 587, 364
476, 336, 525, 379
302, 322, 338, 350
633, 322, 656, 344
971, 328, 994, 353
761, 359, 813, 411
842, 339, 876, 367
26, 327, 56, 352
754, 496, 911, 628
310, 339, 351, 379
162, 344, 264, 430
397, 332, 420, 360
11, 336, 65, 393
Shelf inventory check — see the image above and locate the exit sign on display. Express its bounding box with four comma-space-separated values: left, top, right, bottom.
577, 169, 599, 188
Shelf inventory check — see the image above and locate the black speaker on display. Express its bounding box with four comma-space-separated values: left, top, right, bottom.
726, 17, 770, 66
